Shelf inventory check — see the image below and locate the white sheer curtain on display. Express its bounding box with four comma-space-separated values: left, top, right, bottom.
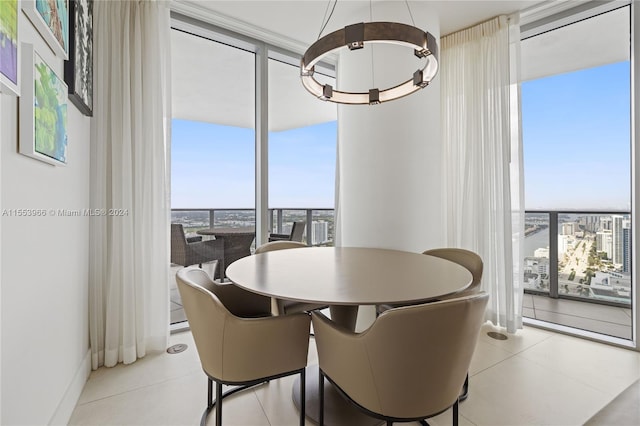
89, 0, 171, 369
441, 15, 524, 333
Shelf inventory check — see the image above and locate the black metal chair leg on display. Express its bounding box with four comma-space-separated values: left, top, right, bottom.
453, 399, 459, 426
300, 369, 306, 426
216, 382, 222, 426
459, 373, 469, 401
319, 370, 325, 426
207, 378, 213, 408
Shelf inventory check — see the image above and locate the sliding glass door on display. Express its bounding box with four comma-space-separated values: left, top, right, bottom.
521, 4, 633, 342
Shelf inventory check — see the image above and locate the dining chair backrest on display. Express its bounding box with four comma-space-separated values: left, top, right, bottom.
254, 240, 327, 316
312, 292, 489, 421
289, 221, 305, 242
255, 240, 307, 254
422, 248, 483, 295
176, 268, 311, 425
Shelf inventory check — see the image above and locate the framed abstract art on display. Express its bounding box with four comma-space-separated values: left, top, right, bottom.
0, 0, 19, 95
64, 0, 92, 116
22, 0, 69, 59
20, 43, 68, 166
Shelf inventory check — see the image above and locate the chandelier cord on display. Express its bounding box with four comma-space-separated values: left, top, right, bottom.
370, 0, 375, 88
404, 0, 416, 27
317, 0, 338, 40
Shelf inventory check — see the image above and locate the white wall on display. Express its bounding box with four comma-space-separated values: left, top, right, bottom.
0, 10, 91, 425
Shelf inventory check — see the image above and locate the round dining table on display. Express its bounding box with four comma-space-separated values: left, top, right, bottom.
226, 246, 473, 426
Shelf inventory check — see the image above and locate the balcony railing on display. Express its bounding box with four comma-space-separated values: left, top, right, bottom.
171, 208, 335, 246
524, 210, 631, 308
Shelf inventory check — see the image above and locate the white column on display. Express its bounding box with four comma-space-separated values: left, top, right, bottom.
337, 2, 442, 253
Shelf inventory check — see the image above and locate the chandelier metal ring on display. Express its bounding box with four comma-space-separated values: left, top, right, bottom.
300, 22, 439, 105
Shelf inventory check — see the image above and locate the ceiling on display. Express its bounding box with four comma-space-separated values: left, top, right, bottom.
181, 0, 543, 43
173, 1, 633, 132
171, 0, 546, 130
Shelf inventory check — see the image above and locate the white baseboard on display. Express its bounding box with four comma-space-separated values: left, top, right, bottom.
49, 349, 91, 425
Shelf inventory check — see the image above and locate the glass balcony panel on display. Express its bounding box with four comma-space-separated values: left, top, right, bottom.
524, 212, 550, 294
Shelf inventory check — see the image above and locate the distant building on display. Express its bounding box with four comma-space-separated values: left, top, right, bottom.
561, 222, 577, 235
623, 225, 631, 273
582, 215, 599, 232
596, 230, 613, 259
557, 235, 575, 256
534, 247, 549, 258
311, 221, 329, 245
525, 256, 549, 275
611, 215, 630, 268
600, 216, 612, 231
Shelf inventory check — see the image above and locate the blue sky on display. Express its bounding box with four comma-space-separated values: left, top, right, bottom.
172, 61, 631, 211
522, 61, 631, 211
171, 120, 337, 208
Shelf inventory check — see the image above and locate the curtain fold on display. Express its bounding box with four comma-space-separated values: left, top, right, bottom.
89, 0, 171, 369
441, 15, 524, 333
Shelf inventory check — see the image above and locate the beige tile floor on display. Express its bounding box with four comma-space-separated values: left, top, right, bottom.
69, 321, 640, 426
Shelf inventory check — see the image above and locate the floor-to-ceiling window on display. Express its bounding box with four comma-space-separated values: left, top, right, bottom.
520, 4, 633, 341
267, 53, 337, 245
168, 16, 337, 326
170, 28, 257, 234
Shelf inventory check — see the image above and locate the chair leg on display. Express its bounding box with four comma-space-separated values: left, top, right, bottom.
207, 377, 213, 409
319, 370, 325, 426
459, 373, 469, 401
216, 382, 222, 426
299, 369, 306, 426
453, 399, 459, 426
386, 421, 393, 426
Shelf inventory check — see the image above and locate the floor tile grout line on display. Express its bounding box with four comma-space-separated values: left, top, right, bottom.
251, 387, 274, 426
478, 326, 555, 355
469, 350, 522, 378
77, 369, 203, 407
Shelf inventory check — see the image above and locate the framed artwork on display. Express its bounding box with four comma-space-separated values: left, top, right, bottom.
64, 0, 92, 116
20, 43, 68, 166
22, 0, 69, 59
0, 0, 19, 95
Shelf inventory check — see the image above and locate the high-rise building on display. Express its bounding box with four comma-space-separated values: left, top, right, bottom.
600, 216, 612, 231
596, 230, 613, 259
311, 221, 329, 245
623, 224, 631, 273
611, 215, 631, 268
561, 222, 577, 235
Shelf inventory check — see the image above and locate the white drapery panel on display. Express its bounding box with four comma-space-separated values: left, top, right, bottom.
441, 16, 524, 333
89, 0, 171, 369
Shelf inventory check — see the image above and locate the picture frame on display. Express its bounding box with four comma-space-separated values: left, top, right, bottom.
22, 0, 69, 59
0, 0, 20, 95
64, 0, 92, 116
19, 43, 68, 166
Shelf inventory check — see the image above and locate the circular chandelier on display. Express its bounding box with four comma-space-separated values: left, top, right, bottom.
300, 21, 439, 105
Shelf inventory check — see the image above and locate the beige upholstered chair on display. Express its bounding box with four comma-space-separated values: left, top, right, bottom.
377, 248, 483, 313
422, 248, 484, 298
313, 292, 489, 426
377, 247, 483, 402
255, 241, 329, 315
269, 221, 306, 242
171, 224, 225, 279
176, 268, 311, 426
